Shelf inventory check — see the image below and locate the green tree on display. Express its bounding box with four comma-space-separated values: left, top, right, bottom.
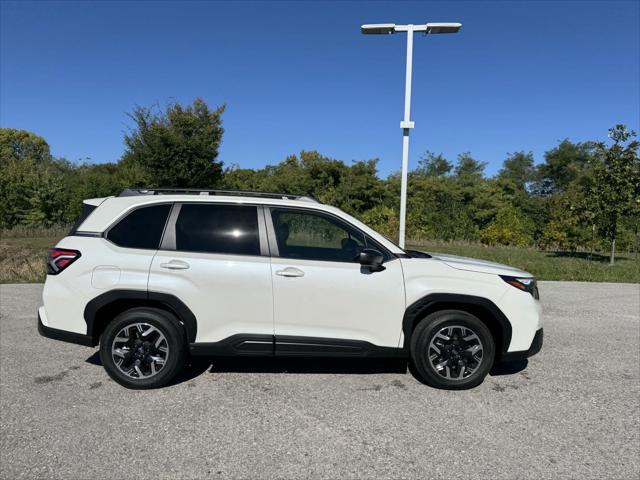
121, 98, 225, 187
0, 129, 68, 227
534, 139, 594, 195
360, 205, 399, 242
223, 151, 383, 216
494, 151, 544, 238
222, 165, 268, 191
64, 162, 150, 220
590, 125, 640, 264
0, 128, 51, 165
455, 152, 486, 180
326, 159, 383, 215
417, 151, 452, 177
539, 191, 588, 251
406, 172, 479, 241
480, 206, 534, 247
498, 151, 535, 190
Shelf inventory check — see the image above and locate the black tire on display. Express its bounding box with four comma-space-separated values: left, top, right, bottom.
410, 310, 495, 390
99, 307, 186, 389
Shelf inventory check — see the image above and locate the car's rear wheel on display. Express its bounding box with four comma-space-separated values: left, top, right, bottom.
410, 310, 494, 390
99, 307, 186, 389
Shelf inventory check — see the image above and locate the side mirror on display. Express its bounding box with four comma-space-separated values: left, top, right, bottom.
359, 248, 384, 271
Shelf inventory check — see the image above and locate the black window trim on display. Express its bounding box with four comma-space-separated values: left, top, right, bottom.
69, 203, 98, 235
263, 205, 395, 264
160, 202, 269, 258
100, 200, 395, 261
103, 202, 174, 251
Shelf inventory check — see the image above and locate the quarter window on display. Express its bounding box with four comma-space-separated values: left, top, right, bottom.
107, 204, 171, 250
271, 208, 366, 262
175, 204, 260, 256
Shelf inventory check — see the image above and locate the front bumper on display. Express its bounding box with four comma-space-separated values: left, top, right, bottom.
527, 328, 544, 357
38, 309, 93, 347
500, 328, 543, 362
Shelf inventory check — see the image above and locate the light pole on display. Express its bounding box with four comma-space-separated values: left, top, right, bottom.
361, 22, 461, 248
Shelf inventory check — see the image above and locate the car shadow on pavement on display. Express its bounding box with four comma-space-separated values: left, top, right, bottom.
85, 352, 527, 387
85, 351, 102, 366
85, 351, 406, 376
404, 359, 529, 387
205, 357, 408, 375
84, 351, 212, 386
490, 359, 528, 376
85, 352, 408, 387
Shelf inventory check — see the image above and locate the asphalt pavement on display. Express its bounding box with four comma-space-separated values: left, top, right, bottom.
1, 282, 639, 479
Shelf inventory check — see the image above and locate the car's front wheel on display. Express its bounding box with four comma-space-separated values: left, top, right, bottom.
410, 310, 495, 390
99, 307, 186, 389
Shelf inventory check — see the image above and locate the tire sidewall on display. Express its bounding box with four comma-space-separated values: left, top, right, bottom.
99, 308, 186, 389
410, 310, 495, 390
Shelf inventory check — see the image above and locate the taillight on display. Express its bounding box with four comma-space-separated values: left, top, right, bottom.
47, 249, 81, 275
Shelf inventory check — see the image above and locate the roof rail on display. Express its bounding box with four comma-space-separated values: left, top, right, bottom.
118, 188, 319, 203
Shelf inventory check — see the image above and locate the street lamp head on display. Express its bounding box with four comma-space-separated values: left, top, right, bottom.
361, 24, 396, 35
425, 22, 462, 34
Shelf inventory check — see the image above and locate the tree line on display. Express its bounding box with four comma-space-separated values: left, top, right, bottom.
1, 98, 638, 264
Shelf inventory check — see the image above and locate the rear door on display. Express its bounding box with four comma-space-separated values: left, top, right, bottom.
148, 202, 274, 347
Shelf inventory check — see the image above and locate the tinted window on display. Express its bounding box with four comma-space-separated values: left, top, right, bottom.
271, 209, 366, 262
69, 203, 97, 234
107, 204, 171, 249
175, 204, 260, 255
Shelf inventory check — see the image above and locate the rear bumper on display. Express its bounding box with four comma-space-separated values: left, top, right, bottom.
38, 309, 93, 347
500, 328, 543, 362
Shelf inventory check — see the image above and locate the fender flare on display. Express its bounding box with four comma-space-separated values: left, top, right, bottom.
83, 289, 198, 344
402, 293, 512, 357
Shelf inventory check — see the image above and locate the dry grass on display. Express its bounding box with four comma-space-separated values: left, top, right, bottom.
0, 229, 68, 284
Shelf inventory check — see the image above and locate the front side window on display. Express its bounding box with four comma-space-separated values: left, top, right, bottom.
175, 204, 260, 256
107, 204, 171, 249
271, 208, 366, 262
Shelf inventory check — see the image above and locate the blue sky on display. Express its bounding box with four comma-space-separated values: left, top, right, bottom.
1, 1, 638, 177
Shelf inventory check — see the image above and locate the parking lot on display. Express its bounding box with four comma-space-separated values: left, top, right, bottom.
1, 282, 638, 479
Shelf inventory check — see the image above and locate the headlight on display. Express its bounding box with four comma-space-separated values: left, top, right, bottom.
500, 275, 539, 299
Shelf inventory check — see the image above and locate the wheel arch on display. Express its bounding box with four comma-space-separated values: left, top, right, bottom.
402, 293, 512, 359
83, 289, 197, 346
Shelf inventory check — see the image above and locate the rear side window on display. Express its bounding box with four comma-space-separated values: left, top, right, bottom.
69, 203, 97, 235
107, 204, 171, 250
175, 204, 260, 256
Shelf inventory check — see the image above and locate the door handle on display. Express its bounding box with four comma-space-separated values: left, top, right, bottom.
160, 260, 190, 270
275, 267, 305, 278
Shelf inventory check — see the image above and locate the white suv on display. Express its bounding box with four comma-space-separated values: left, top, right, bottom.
39, 188, 543, 389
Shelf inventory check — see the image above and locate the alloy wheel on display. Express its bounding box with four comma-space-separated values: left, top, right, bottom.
427, 325, 484, 380
111, 323, 169, 379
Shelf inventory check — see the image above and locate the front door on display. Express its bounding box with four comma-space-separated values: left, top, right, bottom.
267, 207, 405, 352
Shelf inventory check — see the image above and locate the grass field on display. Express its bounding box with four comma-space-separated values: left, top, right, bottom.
408, 241, 639, 283
1, 229, 638, 284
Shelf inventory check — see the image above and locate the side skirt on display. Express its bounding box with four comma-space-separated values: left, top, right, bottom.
189, 334, 407, 358
190, 334, 274, 357
275, 335, 406, 358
